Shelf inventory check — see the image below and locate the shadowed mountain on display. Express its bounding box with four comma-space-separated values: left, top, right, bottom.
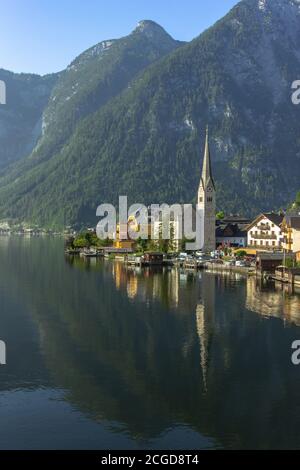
0, 70, 57, 169
1, 0, 300, 227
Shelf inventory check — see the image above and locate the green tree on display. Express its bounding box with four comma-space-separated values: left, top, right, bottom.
284, 257, 295, 268
136, 237, 148, 253
73, 236, 88, 249
216, 211, 225, 220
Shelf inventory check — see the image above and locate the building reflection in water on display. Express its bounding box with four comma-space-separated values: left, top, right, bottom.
27, 255, 300, 448
246, 276, 300, 326
112, 262, 182, 308
4, 237, 300, 449
196, 274, 215, 392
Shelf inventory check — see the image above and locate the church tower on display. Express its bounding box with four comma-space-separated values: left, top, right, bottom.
198, 127, 216, 253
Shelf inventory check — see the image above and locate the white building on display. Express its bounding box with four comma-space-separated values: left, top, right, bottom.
247, 213, 284, 250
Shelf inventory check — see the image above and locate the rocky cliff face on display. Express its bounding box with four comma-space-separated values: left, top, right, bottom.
0, 70, 57, 169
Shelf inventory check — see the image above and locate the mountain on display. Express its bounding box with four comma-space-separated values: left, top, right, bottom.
0, 20, 182, 227
18, 20, 183, 170
0, 0, 300, 228
0, 70, 57, 169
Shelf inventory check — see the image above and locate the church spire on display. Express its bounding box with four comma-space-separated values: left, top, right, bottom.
201, 126, 215, 189
197, 125, 216, 253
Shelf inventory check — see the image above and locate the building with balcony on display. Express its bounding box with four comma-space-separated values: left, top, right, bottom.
281, 214, 300, 253
247, 213, 284, 250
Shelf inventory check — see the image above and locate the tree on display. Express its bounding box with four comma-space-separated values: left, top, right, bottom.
73, 230, 112, 248
73, 236, 88, 249
136, 237, 148, 253
284, 257, 295, 268
216, 211, 225, 220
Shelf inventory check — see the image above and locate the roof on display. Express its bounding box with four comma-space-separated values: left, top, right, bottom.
257, 252, 284, 260
200, 127, 215, 190
284, 215, 300, 230
222, 216, 252, 225
247, 212, 284, 231
233, 247, 257, 255
216, 223, 247, 238
104, 247, 134, 253
264, 212, 285, 226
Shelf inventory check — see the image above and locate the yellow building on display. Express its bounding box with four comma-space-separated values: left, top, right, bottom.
113, 222, 136, 250
113, 211, 152, 250
281, 215, 300, 253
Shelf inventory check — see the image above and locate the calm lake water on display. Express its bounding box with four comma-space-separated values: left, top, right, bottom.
0, 237, 300, 449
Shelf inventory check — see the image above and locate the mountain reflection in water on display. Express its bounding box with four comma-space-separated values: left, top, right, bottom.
0, 237, 299, 449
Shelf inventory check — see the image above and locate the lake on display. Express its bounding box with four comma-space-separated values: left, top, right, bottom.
0, 236, 300, 449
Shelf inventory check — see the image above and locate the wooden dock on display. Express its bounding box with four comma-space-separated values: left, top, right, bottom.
271, 267, 300, 286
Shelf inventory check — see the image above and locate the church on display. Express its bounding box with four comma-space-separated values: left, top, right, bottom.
112, 127, 217, 254
197, 127, 216, 253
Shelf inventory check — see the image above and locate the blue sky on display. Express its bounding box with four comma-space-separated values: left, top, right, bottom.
1, 0, 239, 75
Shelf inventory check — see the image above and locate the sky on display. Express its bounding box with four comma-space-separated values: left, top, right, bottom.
0, 0, 239, 75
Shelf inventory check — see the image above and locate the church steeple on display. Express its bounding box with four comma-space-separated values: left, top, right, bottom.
197, 125, 216, 253
201, 126, 215, 190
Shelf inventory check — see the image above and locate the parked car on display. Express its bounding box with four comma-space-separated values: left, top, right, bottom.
209, 259, 224, 265
178, 253, 188, 262
196, 255, 211, 263
235, 260, 246, 267
224, 260, 235, 266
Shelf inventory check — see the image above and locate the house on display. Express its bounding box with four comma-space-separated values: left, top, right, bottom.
113, 222, 137, 251
113, 208, 152, 251
247, 213, 284, 250
216, 223, 248, 248
142, 252, 164, 266
152, 204, 203, 252
256, 252, 284, 274
281, 214, 300, 253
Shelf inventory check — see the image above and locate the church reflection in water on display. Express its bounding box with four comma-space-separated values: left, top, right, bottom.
2, 237, 300, 449
56, 258, 300, 448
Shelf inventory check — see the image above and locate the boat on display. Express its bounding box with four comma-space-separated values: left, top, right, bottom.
65, 248, 81, 255
80, 249, 99, 258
